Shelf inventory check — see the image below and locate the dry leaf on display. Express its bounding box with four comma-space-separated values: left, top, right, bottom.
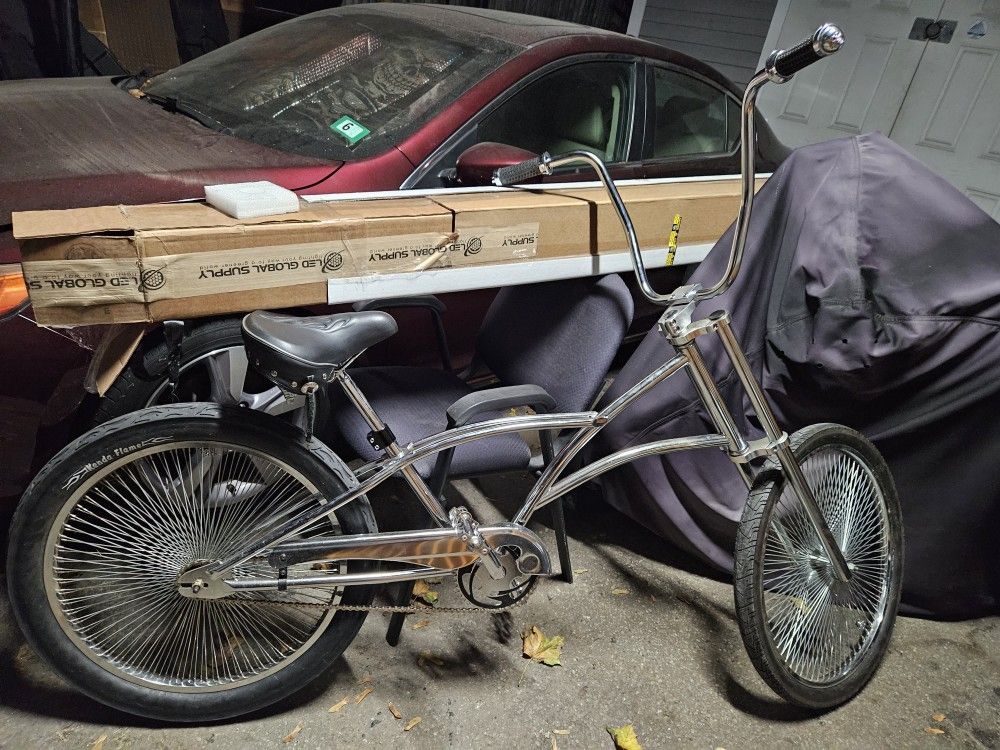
282, 724, 303, 744
522, 625, 565, 667
553, 729, 570, 735
551, 736, 558, 750
417, 651, 445, 667
573, 568, 589, 574
612, 587, 630, 596
924, 727, 945, 735
932, 713, 946, 722
355, 687, 374, 705
357, 674, 374, 685
90, 735, 108, 750
388, 702, 402, 720
404, 716, 422, 731
607, 724, 642, 750
789, 595, 809, 614
410, 619, 431, 630
411, 580, 439, 605
328, 698, 348, 713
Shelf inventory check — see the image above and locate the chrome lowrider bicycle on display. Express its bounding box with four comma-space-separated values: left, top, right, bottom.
6, 25, 902, 721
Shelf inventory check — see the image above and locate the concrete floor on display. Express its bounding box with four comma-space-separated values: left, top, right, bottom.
1, 475, 998, 749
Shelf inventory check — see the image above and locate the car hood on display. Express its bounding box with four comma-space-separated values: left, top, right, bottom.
0, 77, 339, 234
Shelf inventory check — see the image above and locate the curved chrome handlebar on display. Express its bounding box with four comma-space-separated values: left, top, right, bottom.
536, 70, 768, 306
698, 68, 767, 302
496, 24, 844, 307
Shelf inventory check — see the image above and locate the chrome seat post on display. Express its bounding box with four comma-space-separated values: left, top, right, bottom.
334, 369, 451, 527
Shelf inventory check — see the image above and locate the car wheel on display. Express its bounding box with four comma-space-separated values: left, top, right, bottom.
93, 317, 320, 428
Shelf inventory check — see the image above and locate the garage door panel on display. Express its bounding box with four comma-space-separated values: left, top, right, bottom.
967, 188, 1000, 219
830, 34, 898, 133
776, 67, 825, 122
888, 2, 1000, 202
916, 46, 997, 150
757, 0, 943, 146
760, 0, 1000, 207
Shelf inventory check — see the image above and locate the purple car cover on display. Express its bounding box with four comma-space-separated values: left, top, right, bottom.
593, 133, 1000, 618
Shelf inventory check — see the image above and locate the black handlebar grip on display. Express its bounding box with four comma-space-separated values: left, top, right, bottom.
772, 23, 844, 78
493, 154, 549, 186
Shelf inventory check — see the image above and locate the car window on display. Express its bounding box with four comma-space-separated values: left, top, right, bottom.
477, 61, 635, 162
143, 9, 521, 161
650, 67, 738, 158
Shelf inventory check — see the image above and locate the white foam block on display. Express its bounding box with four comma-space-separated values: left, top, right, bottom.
204, 181, 300, 220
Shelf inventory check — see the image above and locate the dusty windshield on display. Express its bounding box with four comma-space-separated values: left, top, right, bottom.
144, 9, 521, 161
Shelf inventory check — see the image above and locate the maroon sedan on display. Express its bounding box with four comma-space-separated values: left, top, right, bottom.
0, 4, 787, 506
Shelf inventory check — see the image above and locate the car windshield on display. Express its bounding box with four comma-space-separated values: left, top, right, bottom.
143, 8, 521, 161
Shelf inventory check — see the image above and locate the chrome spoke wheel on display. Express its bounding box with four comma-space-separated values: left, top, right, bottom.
735, 424, 902, 708
760, 445, 890, 684
46, 441, 342, 692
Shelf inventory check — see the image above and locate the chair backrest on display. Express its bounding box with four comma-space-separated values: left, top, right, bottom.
476, 274, 634, 413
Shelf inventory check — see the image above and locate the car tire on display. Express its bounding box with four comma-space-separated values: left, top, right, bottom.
93, 316, 325, 427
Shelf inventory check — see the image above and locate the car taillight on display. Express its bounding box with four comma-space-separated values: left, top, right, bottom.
0, 263, 29, 318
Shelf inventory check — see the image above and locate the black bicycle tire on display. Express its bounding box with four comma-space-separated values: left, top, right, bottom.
733, 423, 903, 710
7, 403, 376, 722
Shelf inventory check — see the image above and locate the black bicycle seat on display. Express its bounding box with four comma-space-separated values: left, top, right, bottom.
242, 310, 397, 391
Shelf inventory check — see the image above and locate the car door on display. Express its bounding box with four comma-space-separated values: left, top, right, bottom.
639, 62, 742, 179
404, 56, 645, 188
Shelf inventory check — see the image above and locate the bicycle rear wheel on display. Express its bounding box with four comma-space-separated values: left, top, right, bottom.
734, 423, 902, 709
7, 403, 376, 722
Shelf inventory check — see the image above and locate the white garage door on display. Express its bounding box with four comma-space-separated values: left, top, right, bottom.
758, 0, 1000, 219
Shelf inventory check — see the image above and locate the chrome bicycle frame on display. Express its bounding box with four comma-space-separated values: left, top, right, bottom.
199, 54, 852, 590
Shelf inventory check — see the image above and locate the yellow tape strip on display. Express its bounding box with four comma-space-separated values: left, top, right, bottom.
665, 214, 682, 267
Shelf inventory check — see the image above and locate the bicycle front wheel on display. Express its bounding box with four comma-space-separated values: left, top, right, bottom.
7, 403, 376, 722
734, 423, 903, 709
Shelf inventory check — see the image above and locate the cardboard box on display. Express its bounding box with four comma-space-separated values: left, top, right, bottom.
15, 178, 755, 326
17, 198, 451, 325
550, 179, 766, 253
16, 193, 592, 326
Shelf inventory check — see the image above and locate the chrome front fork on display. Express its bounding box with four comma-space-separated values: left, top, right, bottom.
659, 295, 852, 583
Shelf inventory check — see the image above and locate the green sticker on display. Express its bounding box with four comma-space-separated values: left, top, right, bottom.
331, 115, 370, 145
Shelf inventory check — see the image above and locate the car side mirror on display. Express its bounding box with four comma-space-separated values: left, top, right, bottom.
455, 142, 542, 187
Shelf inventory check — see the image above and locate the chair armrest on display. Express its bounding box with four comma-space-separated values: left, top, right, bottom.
352, 295, 451, 371
446, 384, 556, 427
352, 295, 446, 314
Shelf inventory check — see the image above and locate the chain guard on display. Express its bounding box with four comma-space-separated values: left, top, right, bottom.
457, 547, 537, 609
